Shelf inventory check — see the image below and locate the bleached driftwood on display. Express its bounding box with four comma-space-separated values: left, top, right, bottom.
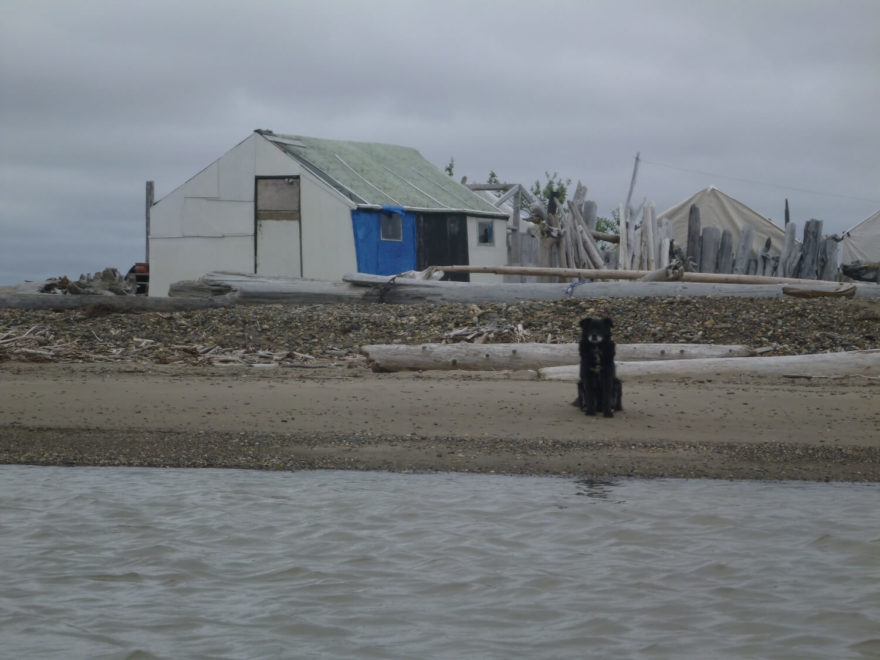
539, 350, 880, 382
344, 273, 880, 302
170, 272, 368, 303
782, 284, 856, 298
779, 222, 798, 277
153, 272, 880, 309
733, 226, 755, 275
686, 204, 701, 270
361, 342, 754, 372
639, 259, 685, 282
643, 204, 657, 271
436, 265, 842, 286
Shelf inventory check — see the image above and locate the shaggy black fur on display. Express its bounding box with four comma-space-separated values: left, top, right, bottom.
577, 317, 623, 418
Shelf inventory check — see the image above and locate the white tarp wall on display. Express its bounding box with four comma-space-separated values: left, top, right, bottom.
658, 186, 786, 255
148, 133, 358, 296
841, 209, 880, 263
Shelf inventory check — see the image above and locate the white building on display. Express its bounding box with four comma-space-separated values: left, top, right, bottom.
148, 130, 508, 296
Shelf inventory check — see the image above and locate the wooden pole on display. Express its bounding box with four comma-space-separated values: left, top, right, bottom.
779, 221, 798, 277
733, 225, 754, 275
686, 204, 701, 271
618, 203, 628, 270
797, 219, 823, 279
145, 180, 154, 263
699, 226, 721, 274
643, 204, 656, 271
624, 152, 640, 219
510, 186, 521, 269
718, 229, 734, 274
583, 200, 598, 232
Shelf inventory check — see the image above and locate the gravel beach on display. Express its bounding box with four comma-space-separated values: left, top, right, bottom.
1, 297, 879, 481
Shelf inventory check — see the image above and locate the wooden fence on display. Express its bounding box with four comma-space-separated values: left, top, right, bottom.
473, 179, 841, 282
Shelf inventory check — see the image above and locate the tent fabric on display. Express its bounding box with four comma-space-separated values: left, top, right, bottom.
657, 187, 786, 255
840, 209, 880, 264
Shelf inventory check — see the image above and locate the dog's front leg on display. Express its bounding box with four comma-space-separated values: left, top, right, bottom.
583, 376, 597, 415
602, 378, 614, 417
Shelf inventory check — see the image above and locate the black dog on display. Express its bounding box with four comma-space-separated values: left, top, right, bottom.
577, 317, 623, 418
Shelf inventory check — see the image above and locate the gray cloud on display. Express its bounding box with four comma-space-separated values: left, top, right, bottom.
2, 0, 878, 284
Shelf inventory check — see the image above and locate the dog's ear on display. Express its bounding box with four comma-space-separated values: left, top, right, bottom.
579, 317, 592, 329
603, 317, 613, 328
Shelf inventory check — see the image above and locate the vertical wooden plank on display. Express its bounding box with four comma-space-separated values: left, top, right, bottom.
779, 221, 798, 277
718, 229, 734, 274
746, 249, 758, 275
733, 225, 753, 274
631, 226, 642, 270
699, 226, 721, 273
145, 180, 154, 263
643, 204, 656, 271
686, 204, 701, 271
819, 236, 840, 281
583, 200, 598, 232
510, 187, 521, 269
797, 218, 823, 279
758, 237, 773, 276
618, 203, 628, 270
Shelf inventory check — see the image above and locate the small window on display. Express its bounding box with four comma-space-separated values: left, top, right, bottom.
477, 220, 494, 245
381, 213, 402, 241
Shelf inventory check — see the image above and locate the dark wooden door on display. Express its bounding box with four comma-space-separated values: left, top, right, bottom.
416, 213, 470, 282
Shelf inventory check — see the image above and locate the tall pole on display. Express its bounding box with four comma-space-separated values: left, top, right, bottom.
145, 180, 154, 262
624, 152, 640, 220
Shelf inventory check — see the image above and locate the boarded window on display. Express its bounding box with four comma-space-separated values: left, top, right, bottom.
477, 220, 494, 245
381, 213, 402, 241
256, 177, 300, 220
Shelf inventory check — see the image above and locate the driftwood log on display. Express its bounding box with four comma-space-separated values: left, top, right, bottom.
782, 284, 856, 298
360, 342, 754, 372
638, 260, 685, 282
170, 273, 370, 304
435, 265, 844, 286
539, 349, 880, 382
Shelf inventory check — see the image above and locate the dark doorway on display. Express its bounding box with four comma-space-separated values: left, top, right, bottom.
416, 213, 470, 282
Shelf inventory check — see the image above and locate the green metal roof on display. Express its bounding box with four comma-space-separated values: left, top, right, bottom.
260, 131, 505, 217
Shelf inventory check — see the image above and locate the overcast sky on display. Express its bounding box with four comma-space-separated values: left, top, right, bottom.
1, 0, 878, 284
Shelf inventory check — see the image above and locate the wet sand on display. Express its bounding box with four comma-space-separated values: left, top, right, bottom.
1, 362, 878, 481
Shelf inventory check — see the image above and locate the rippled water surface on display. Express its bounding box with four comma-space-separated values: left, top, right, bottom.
1, 466, 878, 659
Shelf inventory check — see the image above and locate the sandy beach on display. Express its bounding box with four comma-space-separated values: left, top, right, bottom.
1, 361, 877, 481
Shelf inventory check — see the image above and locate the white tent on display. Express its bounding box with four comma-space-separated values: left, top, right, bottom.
658, 186, 786, 254
841, 209, 880, 264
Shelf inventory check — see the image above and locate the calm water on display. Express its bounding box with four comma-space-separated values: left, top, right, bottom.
1, 466, 878, 660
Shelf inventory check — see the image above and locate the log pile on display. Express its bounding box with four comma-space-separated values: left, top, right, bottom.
528, 182, 609, 273
360, 340, 880, 381
488, 180, 844, 284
